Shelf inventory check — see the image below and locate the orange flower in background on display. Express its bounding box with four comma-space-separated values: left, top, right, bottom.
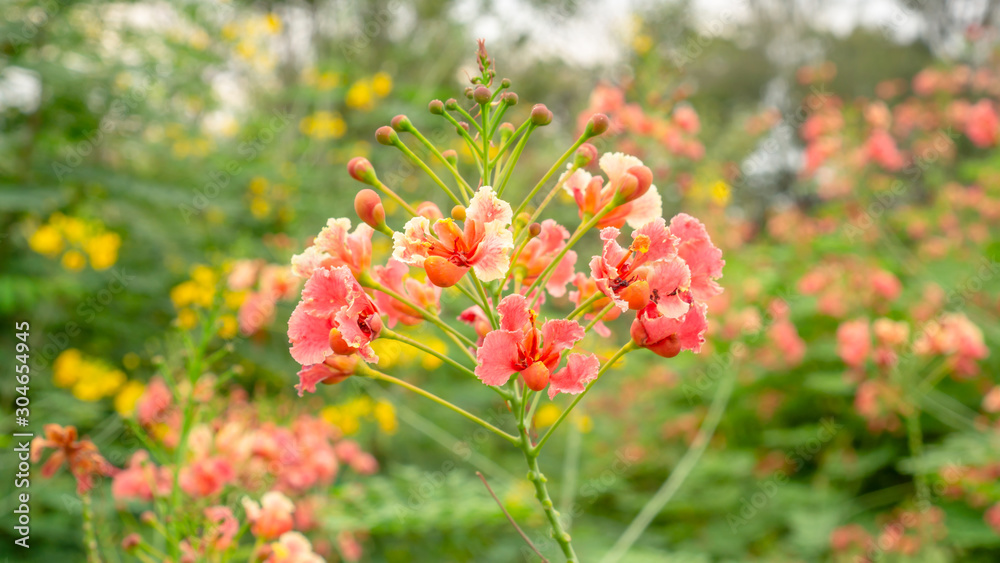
32, 424, 116, 494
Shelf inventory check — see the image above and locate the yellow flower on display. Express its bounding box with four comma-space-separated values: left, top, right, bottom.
29, 225, 64, 257
710, 180, 732, 206
574, 414, 593, 434
72, 367, 124, 401
372, 72, 393, 97
53, 349, 83, 387
61, 250, 86, 271
191, 265, 216, 287
221, 23, 239, 41
633, 34, 653, 55
85, 232, 121, 270
420, 338, 448, 370
114, 381, 145, 416
534, 404, 562, 428
345, 80, 375, 111
170, 280, 201, 308
236, 41, 256, 59
374, 400, 398, 434
177, 308, 198, 329
123, 352, 141, 370
264, 13, 282, 34
60, 217, 88, 244
249, 176, 269, 194
316, 71, 340, 91
224, 289, 248, 310
299, 111, 347, 140
218, 314, 239, 339
250, 197, 271, 218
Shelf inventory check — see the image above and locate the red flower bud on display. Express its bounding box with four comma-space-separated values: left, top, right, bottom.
585, 113, 610, 137
574, 143, 598, 168
424, 256, 469, 287
442, 149, 458, 166
521, 361, 550, 392
500, 78, 512, 89
428, 100, 444, 114
528, 222, 542, 237
502, 91, 518, 106
630, 319, 681, 358
473, 86, 492, 104
445, 98, 459, 110
617, 165, 653, 203
354, 189, 387, 232
375, 126, 398, 145
122, 534, 142, 552
347, 157, 378, 185
530, 104, 553, 126
391, 114, 412, 131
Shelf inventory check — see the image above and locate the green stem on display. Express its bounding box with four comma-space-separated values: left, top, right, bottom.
566, 293, 601, 321
453, 104, 484, 134
372, 179, 419, 217
470, 272, 498, 329
600, 369, 735, 563
381, 328, 476, 378
515, 386, 578, 562
358, 364, 518, 444
81, 493, 102, 563
515, 163, 579, 245
534, 342, 635, 453
392, 138, 463, 206
495, 123, 537, 197
559, 411, 584, 530
440, 111, 485, 159
404, 124, 473, 201
512, 135, 587, 219
481, 102, 492, 186
491, 119, 532, 164
584, 302, 618, 333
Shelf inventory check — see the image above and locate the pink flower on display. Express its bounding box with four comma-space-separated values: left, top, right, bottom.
568, 273, 621, 337
669, 213, 725, 301
179, 456, 235, 498
291, 218, 373, 279
914, 313, 989, 377
295, 356, 358, 396
288, 266, 382, 366
514, 219, 577, 297
239, 291, 276, 336
458, 305, 492, 345
966, 99, 999, 148
865, 129, 906, 171
228, 259, 262, 290
392, 186, 513, 287
837, 319, 871, 369
265, 532, 324, 563
591, 219, 680, 312
474, 294, 597, 396
260, 265, 301, 301
243, 491, 295, 540
631, 301, 708, 357
373, 258, 441, 327
111, 451, 172, 502
561, 153, 662, 230
204, 506, 238, 551
338, 531, 364, 562
870, 270, 902, 301
986, 503, 1000, 535
136, 377, 172, 426
673, 105, 701, 134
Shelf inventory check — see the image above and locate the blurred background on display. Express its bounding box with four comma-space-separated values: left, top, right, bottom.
1, 0, 999, 561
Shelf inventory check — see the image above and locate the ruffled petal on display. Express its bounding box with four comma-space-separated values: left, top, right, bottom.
392, 216, 433, 267
624, 185, 663, 229
548, 353, 600, 399
470, 220, 514, 282
475, 329, 522, 386
497, 294, 531, 333
288, 303, 333, 365
466, 185, 513, 226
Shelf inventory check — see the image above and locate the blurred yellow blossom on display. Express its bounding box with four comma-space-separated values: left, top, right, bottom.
300, 111, 347, 140
710, 180, 732, 205
345, 80, 375, 111
218, 314, 239, 339
264, 13, 282, 33
373, 400, 398, 434
28, 225, 63, 256
114, 381, 145, 416
53, 349, 126, 401
534, 404, 561, 428
61, 250, 86, 271
53, 349, 84, 387
122, 352, 141, 370
84, 232, 121, 270
177, 308, 198, 329
372, 72, 393, 97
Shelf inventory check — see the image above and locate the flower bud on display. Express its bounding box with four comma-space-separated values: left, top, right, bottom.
391, 114, 412, 132
502, 91, 519, 106
574, 143, 598, 168
473, 86, 492, 104
424, 256, 469, 287
375, 126, 398, 145
445, 98, 459, 111
530, 104, 553, 126
585, 113, 610, 137
347, 157, 378, 185
617, 165, 653, 203
428, 100, 444, 114
140, 511, 157, 524
442, 149, 458, 166
457, 121, 470, 132
499, 122, 515, 145
500, 78, 511, 89
451, 205, 466, 221
122, 534, 142, 552
514, 211, 531, 229
630, 320, 681, 358
416, 201, 443, 221
464, 87, 474, 99
354, 189, 388, 233
521, 362, 550, 392
528, 223, 542, 238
